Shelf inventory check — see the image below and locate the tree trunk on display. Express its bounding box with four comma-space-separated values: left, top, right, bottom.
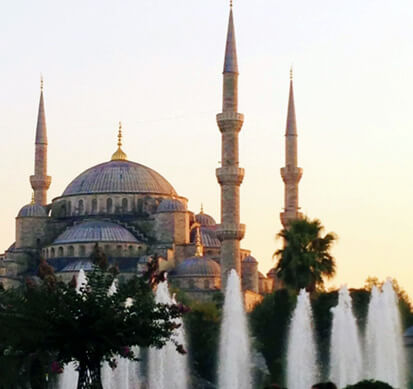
77, 359, 103, 389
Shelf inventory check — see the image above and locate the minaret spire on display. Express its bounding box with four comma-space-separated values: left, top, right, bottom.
216, 3, 245, 288
280, 69, 303, 227
30, 77, 51, 206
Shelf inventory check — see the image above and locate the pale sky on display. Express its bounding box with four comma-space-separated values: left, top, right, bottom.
1, 1, 412, 298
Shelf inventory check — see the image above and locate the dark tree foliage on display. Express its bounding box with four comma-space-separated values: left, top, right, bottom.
343, 380, 394, 389
184, 300, 221, 384
0, 246, 185, 389
249, 289, 296, 385
274, 217, 337, 293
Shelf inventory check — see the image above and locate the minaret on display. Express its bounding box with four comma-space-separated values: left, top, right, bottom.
216, 2, 245, 287
30, 77, 51, 206
280, 69, 303, 227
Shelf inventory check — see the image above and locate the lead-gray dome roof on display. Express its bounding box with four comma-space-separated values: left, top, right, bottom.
17, 203, 47, 218
243, 255, 258, 264
170, 257, 221, 277
195, 212, 216, 226
53, 221, 139, 245
62, 160, 177, 196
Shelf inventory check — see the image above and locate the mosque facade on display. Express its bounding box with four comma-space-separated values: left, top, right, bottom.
0, 5, 301, 305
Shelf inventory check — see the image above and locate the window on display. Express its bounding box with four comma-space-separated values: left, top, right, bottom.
91, 199, 98, 214
67, 201, 72, 216
51, 248, 55, 258
78, 200, 84, 215
58, 247, 64, 257
107, 198, 113, 213
68, 246, 74, 256
204, 279, 210, 289
188, 279, 195, 289
79, 245, 86, 257
122, 198, 128, 212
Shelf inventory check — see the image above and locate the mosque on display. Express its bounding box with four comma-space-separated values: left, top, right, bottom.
0, 5, 302, 307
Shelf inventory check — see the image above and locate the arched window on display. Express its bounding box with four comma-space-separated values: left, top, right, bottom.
68, 246, 74, 256
128, 245, 134, 256
188, 279, 195, 289
58, 247, 64, 257
79, 245, 86, 257
51, 248, 55, 258
204, 279, 210, 289
116, 245, 122, 256
107, 198, 113, 213
91, 199, 98, 214
78, 200, 84, 215
67, 201, 72, 216
122, 198, 128, 212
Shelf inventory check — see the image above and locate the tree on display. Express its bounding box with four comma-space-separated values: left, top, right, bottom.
274, 217, 337, 292
0, 247, 185, 389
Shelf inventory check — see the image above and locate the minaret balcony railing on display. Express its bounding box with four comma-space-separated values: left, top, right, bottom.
30, 175, 52, 190
216, 166, 244, 185
216, 223, 245, 241
216, 112, 244, 133
280, 167, 303, 183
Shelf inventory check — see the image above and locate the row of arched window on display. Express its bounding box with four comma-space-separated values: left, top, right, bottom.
63, 197, 136, 217
44, 244, 143, 259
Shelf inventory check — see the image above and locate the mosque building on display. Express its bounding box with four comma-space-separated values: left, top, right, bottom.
0, 4, 301, 306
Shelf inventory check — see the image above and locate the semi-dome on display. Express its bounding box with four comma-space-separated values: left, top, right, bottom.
195, 212, 216, 227
171, 257, 221, 277
18, 203, 47, 218
53, 220, 139, 245
62, 160, 177, 197
243, 255, 258, 264
157, 198, 186, 213
191, 227, 220, 248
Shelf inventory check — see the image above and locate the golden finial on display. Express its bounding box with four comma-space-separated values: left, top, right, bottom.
195, 227, 203, 257
111, 121, 128, 161
31, 192, 35, 205
200, 203, 204, 214
40, 74, 44, 92
230, 0, 233, 8
290, 66, 293, 81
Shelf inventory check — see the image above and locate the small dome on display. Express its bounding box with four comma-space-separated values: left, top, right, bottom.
195, 212, 216, 227
18, 203, 47, 218
190, 227, 220, 248
157, 198, 186, 213
53, 221, 139, 245
267, 267, 277, 277
62, 160, 177, 197
171, 257, 221, 277
243, 255, 258, 264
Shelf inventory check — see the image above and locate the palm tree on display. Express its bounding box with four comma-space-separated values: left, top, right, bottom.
273, 217, 337, 293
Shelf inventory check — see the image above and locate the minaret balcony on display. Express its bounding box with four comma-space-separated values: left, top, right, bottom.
216, 112, 244, 133
216, 166, 244, 185
30, 175, 52, 190
216, 223, 245, 241
280, 167, 303, 183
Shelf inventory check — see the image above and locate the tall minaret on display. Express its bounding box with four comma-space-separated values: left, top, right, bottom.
30, 77, 51, 205
216, 2, 245, 287
280, 69, 303, 227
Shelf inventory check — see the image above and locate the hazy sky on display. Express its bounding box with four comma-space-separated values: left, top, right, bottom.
1, 1, 412, 297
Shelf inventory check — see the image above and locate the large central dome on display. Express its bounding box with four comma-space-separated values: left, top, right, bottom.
62, 160, 177, 196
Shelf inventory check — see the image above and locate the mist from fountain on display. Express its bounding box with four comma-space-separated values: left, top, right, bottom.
148, 280, 188, 389
287, 289, 319, 389
218, 269, 252, 389
329, 286, 363, 387
365, 280, 407, 388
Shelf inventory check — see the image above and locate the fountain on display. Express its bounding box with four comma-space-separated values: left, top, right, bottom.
365, 280, 407, 388
287, 289, 319, 389
218, 269, 252, 389
148, 280, 188, 389
329, 286, 363, 387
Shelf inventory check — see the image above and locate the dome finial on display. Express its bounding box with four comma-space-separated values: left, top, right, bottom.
111, 121, 128, 161
195, 226, 203, 257
290, 65, 293, 81
200, 203, 204, 214
40, 74, 44, 92
230, 0, 233, 8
